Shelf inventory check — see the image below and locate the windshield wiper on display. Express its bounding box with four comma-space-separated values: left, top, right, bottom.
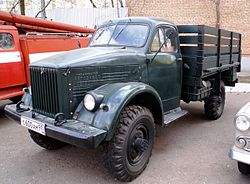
113, 19, 131, 40
94, 29, 105, 40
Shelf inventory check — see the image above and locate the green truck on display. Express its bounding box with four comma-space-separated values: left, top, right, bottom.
5, 17, 241, 181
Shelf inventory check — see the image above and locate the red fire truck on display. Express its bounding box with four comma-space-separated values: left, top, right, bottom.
0, 11, 95, 102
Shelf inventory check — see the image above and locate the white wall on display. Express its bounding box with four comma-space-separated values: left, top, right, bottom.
241, 57, 250, 72
26, 8, 128, 29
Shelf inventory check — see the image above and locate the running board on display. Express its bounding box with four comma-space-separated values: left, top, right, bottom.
164, 107, 188, 125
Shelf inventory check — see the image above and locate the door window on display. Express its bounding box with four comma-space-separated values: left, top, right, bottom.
150, 27, 177, 53
0, 33, 14, 50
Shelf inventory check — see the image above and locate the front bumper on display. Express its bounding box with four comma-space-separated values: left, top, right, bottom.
5, 104, 106, 148
229, 146, 250, 165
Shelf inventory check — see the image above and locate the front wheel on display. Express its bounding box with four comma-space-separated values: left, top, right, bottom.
238, 162, 250, 175
104, 105, 155, 182
29, 130, 67, 150
204, 80, 225, 120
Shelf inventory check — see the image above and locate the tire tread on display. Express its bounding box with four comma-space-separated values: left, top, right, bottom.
103, 105, 154, 182
29, 130, 66, 150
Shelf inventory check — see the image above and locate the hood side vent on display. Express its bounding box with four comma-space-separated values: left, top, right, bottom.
72, 65, 140, 98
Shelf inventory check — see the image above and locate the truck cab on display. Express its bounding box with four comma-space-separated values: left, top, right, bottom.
0, 26, 26, 102
5, 17, 241, 182
89, 17, 182, 112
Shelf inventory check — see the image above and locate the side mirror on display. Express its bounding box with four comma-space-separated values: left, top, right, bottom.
165, 28, 177, 39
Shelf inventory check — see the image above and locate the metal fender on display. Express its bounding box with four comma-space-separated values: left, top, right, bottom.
75, 82, 163, 141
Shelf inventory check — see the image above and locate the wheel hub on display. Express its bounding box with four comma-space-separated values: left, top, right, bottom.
128, 123, 149, 165
134, 138, 149, 153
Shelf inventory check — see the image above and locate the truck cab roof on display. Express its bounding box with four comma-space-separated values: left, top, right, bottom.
101, 16, 176, 28
0, 25, 17, 31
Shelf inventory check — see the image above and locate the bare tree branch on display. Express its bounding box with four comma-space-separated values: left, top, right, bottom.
215, 0, 220, 28
118, 0, 123, 7
20, 0, 25, 15
9, 0, 20, 13
89, 0, 97, 8
35, 0, 53, 18
111, 0, 114, 8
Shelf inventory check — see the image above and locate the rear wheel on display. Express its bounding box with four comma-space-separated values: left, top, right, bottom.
29, 130, 66, 150
238, 162, 250, 175
104, 105, 155, 182
204, 80, 225, 120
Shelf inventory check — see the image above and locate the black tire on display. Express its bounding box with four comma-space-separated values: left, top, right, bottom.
238, 162, 250, 175
29, 130, 66, 150
10, 95, 22, 104
104, 105, 155, 182
204, 80, 225, 120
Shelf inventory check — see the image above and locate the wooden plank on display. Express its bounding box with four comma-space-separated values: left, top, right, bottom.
203, 56, 218, 62
233, 33, 241, 39
179, 36, 199, 44
204, 36, 218, 44
181, 46, 224, 57
220, 47, 231, 54
220, 37, 231, 45
179, 35, 218, 45
204, 25, 218, 36
220, 55, 230, 60
232, 54, 239, 61
180, 46, 203, 56
203, 56, 217, 69
220, 55, 230, 65
232, 47, 240, 53
232, 39, 240, 46
177, 25, 200, 33
220, 29, 231, 37
203, 46, 218, 55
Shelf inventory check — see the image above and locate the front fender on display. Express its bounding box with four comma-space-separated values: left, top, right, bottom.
75, 82, 163, 141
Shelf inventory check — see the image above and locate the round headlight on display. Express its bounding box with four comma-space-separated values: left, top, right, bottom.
235, 116, 250, 131
83, 94, 96, 111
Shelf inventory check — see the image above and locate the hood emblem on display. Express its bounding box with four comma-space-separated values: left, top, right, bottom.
40, 67, 45, 75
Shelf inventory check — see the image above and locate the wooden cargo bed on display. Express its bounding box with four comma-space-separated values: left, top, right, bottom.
177, 25, 241, 102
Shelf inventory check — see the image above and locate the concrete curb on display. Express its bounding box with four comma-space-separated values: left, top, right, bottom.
226, 83, 250, 93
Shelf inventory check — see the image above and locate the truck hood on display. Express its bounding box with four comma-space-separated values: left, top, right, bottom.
29, 47, 145, 68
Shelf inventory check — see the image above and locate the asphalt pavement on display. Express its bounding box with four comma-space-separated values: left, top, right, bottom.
1, 92, 250, 184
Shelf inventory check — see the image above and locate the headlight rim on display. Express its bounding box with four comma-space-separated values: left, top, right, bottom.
234, 115, 250, 132
83, 92, 104, 112
83, 93, 96, 111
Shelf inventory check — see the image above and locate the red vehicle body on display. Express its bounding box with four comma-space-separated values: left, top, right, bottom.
0, 11, 95, 102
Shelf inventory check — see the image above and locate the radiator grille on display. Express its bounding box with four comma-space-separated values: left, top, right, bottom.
30, 67, 59, 118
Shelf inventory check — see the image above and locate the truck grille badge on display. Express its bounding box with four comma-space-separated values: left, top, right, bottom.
40, 67, 45, 75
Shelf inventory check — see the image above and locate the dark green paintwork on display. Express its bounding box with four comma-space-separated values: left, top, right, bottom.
178, 24, 241, 102
22, 17, 240, 146
30, 17, 181, 118
75, 82, 163, 140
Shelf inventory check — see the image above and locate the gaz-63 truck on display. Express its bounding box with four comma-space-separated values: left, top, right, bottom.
5, 17, 241, 181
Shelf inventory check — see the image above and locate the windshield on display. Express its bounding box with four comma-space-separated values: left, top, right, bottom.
89, 23, 149, 47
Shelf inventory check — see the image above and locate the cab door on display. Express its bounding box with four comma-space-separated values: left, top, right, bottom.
147, 26, 182, 112
0, 28, 26, 91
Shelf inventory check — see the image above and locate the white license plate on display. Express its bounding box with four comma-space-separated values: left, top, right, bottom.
21, 116, 46, 135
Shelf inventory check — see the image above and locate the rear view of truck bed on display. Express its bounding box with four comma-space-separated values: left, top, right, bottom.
177, 25, 241, 102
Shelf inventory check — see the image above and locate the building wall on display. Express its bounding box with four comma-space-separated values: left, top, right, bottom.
127, 0, 250, 55
26, 8, 128, 28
